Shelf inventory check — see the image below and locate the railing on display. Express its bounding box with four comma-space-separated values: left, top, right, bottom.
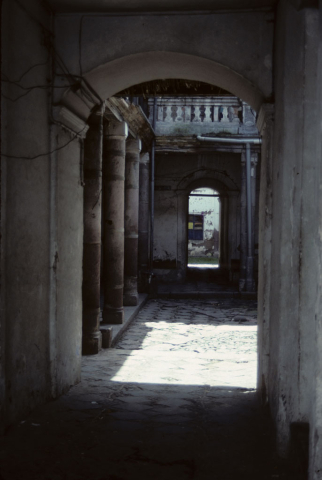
148, 97, 257, 136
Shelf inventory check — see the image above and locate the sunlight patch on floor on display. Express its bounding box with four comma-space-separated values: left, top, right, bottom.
110, 324, 257, 389
187, 264, 219, 268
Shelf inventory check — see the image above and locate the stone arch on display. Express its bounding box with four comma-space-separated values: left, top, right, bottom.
62, 52, 265, 118
176, 168, 239, 194
175, 171, 239, 280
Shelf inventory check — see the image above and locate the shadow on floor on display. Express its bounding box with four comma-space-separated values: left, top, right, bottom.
0, 299, 293, 480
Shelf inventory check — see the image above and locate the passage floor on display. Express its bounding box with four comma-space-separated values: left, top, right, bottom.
0, 299, 292, 479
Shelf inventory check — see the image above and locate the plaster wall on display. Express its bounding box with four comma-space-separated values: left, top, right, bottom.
268, 2, 321, 467
154, 152, 241, 280
1, 0, 52, 427
309, 2, 322, 478
1, 0, 84, 428
54, 10, 273, 109
55, 135, 83, 393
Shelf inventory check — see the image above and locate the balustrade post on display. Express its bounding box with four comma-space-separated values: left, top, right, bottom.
204, 105, 212, 123
214, 106, 219, 122
192, 105, 201, 122
221, 106, 229, 122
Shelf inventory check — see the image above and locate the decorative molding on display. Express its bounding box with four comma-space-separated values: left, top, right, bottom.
52, 106, 89, 138
256, 103, 274, 135
140, 152, 150, 164
104, 119, 128, 138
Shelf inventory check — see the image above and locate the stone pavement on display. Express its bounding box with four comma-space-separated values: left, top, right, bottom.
0, 298, 291, 480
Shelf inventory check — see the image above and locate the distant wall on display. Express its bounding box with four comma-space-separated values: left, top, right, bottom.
188, 188, 220, 258
153, 152, 241, 280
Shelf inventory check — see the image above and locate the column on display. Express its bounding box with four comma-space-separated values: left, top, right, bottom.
124, 137, 141, 305
177, 192, 188, 281
82, 107, 103, 354
227, 192, 240, 281
138, 152, 150, 292
239, 151, 247, 291
256, 104, 274, 404
219, 196, 229, 273
251, 152, 258, 265
245, 143, 255, 292
102, 120, 128, 324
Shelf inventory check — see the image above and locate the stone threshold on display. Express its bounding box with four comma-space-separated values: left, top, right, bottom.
100, 293, 148, 348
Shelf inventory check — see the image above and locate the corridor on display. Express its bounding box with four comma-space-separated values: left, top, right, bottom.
1, 299, 291, 480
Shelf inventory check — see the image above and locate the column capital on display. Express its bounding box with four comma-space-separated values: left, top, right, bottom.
104, 120, 128, 138
126, 137, 142, 154
52, 105, 89, 138
140, 152, 150, 164
87, 103, 105, 127
256, 103, 274, 135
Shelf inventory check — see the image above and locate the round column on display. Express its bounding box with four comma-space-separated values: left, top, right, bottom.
124, 138, 141, 306
102, 120, 128, 324
138, 152, 150, 292
239, 151, 247, 291
82, 108, 103, 354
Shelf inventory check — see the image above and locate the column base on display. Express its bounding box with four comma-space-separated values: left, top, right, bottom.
239, 278, 246, 292
82, 332, 102, 355
123, 293, 138, 306
102, 306, 124, 324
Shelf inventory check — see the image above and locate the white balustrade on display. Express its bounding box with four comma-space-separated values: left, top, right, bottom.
192, 105, 201, 122
176, 106, 184, 122
214, 106, 219, 122
185, 105, 192, 122
221, 106, 230, 122
203, 105, 212, 123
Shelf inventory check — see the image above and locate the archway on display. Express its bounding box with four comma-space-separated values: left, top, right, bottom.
60, 52, 265, 119
187, 187, 220, 269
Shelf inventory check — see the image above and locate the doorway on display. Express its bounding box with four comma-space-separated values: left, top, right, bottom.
187, 187, 220, 269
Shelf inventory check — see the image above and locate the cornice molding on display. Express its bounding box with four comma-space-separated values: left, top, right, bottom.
53, 106, 89, 138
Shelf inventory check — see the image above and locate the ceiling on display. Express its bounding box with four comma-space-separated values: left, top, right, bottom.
47, 0, 277, 13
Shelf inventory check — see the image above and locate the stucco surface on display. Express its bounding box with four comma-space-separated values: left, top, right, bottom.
55, 11, 273, 112
153, 152, 241, 278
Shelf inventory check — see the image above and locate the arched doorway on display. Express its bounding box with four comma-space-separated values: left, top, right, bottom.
188, 187, 220, 269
